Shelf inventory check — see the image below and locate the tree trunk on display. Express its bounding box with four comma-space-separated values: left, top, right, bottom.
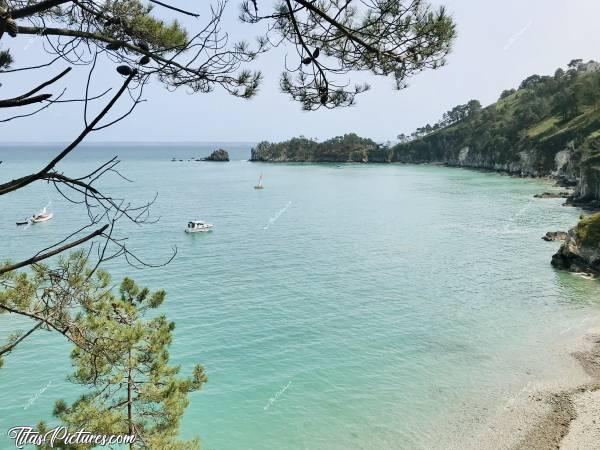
128, 349, 133, 450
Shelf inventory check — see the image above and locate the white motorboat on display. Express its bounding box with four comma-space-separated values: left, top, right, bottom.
185, 220, 214, 233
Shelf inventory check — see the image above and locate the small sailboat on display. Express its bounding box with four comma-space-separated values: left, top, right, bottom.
254, 174, 264, 190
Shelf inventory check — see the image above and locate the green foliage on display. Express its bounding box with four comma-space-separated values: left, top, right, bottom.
0, 252, 112, 364
252, 133, 379, 162
393, 60, 600, 168
575, 213, 600, 247
407, 99, 483, 140
0, 252, 205, 448
37, 273, 206, 449
265, 0, 457, 108
101, 0, 188, 49
519, 74, 546, 90
527, 116, 560, 138
499, 89, 516, 100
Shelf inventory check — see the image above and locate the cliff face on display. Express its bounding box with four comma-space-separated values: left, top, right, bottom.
390, 86, 600, 202
392, 139, 583, 186
576, 163, 600, 202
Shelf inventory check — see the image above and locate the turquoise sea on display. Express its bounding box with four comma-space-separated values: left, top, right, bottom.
1, 143, 600, 449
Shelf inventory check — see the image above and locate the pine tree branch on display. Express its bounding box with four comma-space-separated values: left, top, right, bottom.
148, 0, 199, 18
0, 224, 108, 274
11, 0, 74, 20
0, 93, 52, 107
0, 322, 44, 357
0, 67, 69, 107
17, 26, 205, 81
292, 0, 388, 57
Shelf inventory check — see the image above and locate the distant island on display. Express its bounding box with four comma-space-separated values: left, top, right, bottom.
251, 59, 600, 275
251, 134, 388, 163
204, 149, 230, 161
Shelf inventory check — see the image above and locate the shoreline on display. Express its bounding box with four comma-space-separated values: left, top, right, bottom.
452, 319, 600, 450
250, 158, 600, 211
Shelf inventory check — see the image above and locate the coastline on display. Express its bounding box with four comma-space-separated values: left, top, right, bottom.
250, 158, 599, 211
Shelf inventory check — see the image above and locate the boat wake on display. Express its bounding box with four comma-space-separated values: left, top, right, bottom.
263, 201, 292, 230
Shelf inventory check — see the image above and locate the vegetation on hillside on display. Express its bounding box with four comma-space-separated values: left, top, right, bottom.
397, 99, 481, 142
252, 134, 380, 162
254, 60, 600, 168
392, 59, 600, 173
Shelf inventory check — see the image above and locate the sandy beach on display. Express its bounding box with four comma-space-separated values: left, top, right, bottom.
451, 318, 600, 450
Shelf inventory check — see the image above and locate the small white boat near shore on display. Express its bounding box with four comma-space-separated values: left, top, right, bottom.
185, 220, 214, 233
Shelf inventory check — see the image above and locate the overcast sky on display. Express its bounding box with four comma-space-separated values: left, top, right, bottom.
3, 0, 600, 143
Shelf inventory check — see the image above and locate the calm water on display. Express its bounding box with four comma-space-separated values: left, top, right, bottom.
1, 144, 600, 449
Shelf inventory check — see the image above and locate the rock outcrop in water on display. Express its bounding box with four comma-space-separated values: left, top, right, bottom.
204, 149, 230, 161
534, 192, 571, 199
552, 213, 600, 274
543, 231, 568, 241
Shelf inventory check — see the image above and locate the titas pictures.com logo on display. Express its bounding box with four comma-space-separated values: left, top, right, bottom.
7, 426, 136, 449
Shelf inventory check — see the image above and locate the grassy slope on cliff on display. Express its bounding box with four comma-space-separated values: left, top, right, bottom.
392, 62, 600, 174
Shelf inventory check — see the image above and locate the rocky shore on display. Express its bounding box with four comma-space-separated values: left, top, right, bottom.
551, 215, 600, 276
542, 231, 568, 242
